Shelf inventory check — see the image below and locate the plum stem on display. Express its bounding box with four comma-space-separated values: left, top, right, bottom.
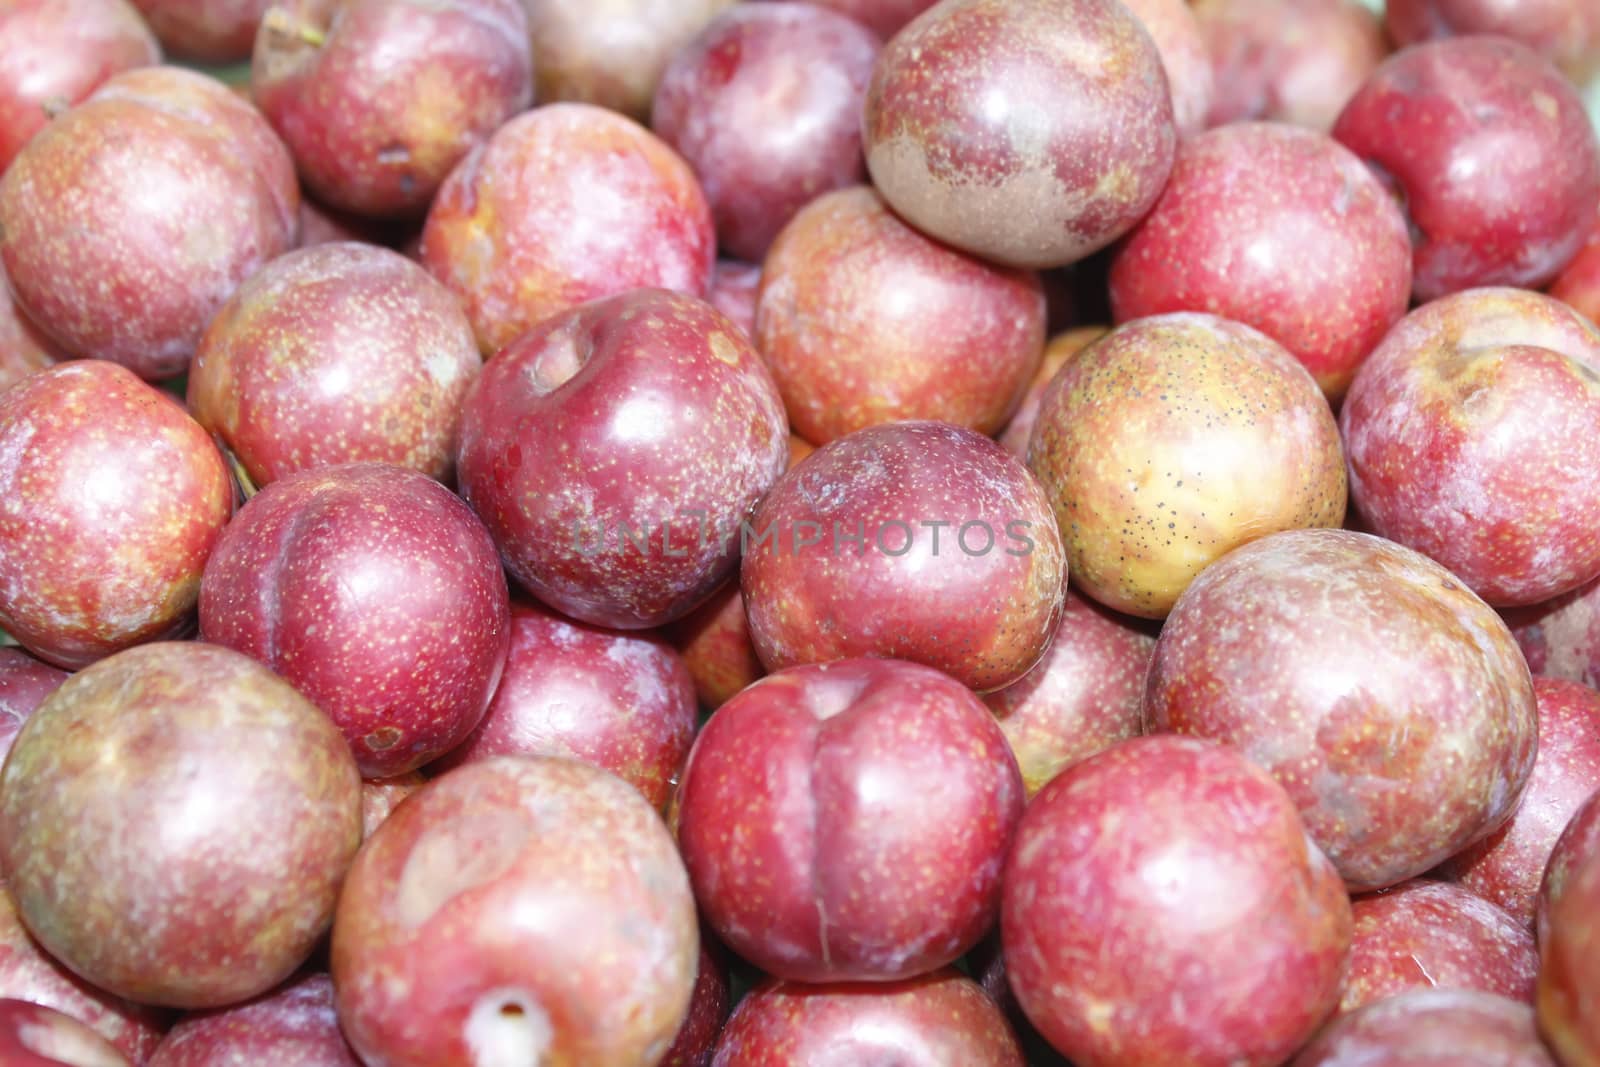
261, 9, 327, 47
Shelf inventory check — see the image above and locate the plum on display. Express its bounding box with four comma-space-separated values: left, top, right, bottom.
1002, 735, 1352, 1067
0, 999, 131, 1067
1536, 815, 1600, 1064
1385, 0, 1600, 83
661, 942, 730, 1067
331, 756, 699, 1067
1120, 0, 1214, 137
0, 648, 68, 760
1294, 990, 1555, 1066
0, 642, 362, 1009
130, 0, 267, 61
675, 658, 1024, 982
0, 66, 297, 379
743, 421, 1065, 693
432, 600, 697, 810
0, 273, 61, 391
455, 288, 788, 630
1538, 786, 1600, 948
862, 0, 1177, 269
706, 261, 759, 341
755, 186, 1045, 445
0, 361, 233, 669
652, 3, 879, 263
996, 325, 1106, 458
420, 103, 715, 355
148, 973, 357, 1066
188, 242, 480, 488
252, 0, 532, 218
359, 773, 423, 840
199, 462, 510, 777
1027, 313, 1346, 619
1146, 528, 1539, 891
0, 0, 159, 174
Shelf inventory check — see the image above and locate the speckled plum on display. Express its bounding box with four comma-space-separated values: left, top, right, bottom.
1194, 0, 1386, 131
0, 893, 166, 1064
861, 0, 1177, 270
1333, 36, 1600, 302
456, 288, 787, 630
148, 973, 355, 1066
1109, 122, 1412, 399
188, 242, 480, 488
359, 773, 423, 840
0, 642, 362, 1009
1552, 204, 1600, 324
522, 0, 734, 121
1385, 0, 1600, 83
983, 587, 1154, 797
1540, 788, 1600, 947
1146, 529, 1539, 891
1540, 800, 1600, 1063
0, 361, 233, 669
676, 658, 1024, 983
652, 4, 878, 263
765, 0, 935, 39
0, 274, 62, 391
1339, 880, 1537, 1016
200, 462, 510, 777
0, 66, 297, 379
712, 971, 1023, 1066
1441, 678, 1600, 928
331, 756, 698, 1067
1294, 990, 1555, 1067
0, 999, 131, 1067
432, 600, 696, 810
707, 261, 759, 340
1002, 735, 1352, 1067
0, 0, 159, 174
1341, 288, 1600, 607
996, 326, 1105, 458
1026, 313, 1346, 619
742, 421, 1065, 693
754, 186, 1045, 445
252, 0, 531, 218
1120, 0, 1214, 137
130, 0, 267, 61
420, 103, 715, 355
0, 648, 67, 759
662, 941, 730, 1067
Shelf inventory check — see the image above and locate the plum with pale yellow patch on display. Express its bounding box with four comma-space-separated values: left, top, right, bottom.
331, 756, 699, 1067
421, 103, 715, 355
1001, 735, 1352, 1067
1539, 794, 1600, 1063
0, 361, 233, 669
1194, 0, 1385, 131
711, 970, 1024, 1066
188, 242, 480, 488
984, 587, 1154, 797
1537, 787, 1600, 948
743, 421, 1065, 693
456, 289, 788, 631
148, 973, 358, 1066
522, 0, 734, 122
252, 0, 532, 219
1439, 677, 1600, 928
0, 642, 363, 1010
1338, 880, 1537, 1017
1109, 122, 1412, 399
200, 462, 511, 778
1342, 288, 1600, 607
432, 600, 696, 811
1147, 529, 1539, 892
862, 0, 1177, 270
0, 66, 297, 380
676, 658, 1024, 983
1333, 36, 1600, 302
0, 0, 159, 175
1026, 312, 1346, 619
756, 186, 1045, 445
1295, 990, 1555, 1067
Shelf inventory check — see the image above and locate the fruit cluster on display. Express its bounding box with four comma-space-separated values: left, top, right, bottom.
1, 0, 1599, 1064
